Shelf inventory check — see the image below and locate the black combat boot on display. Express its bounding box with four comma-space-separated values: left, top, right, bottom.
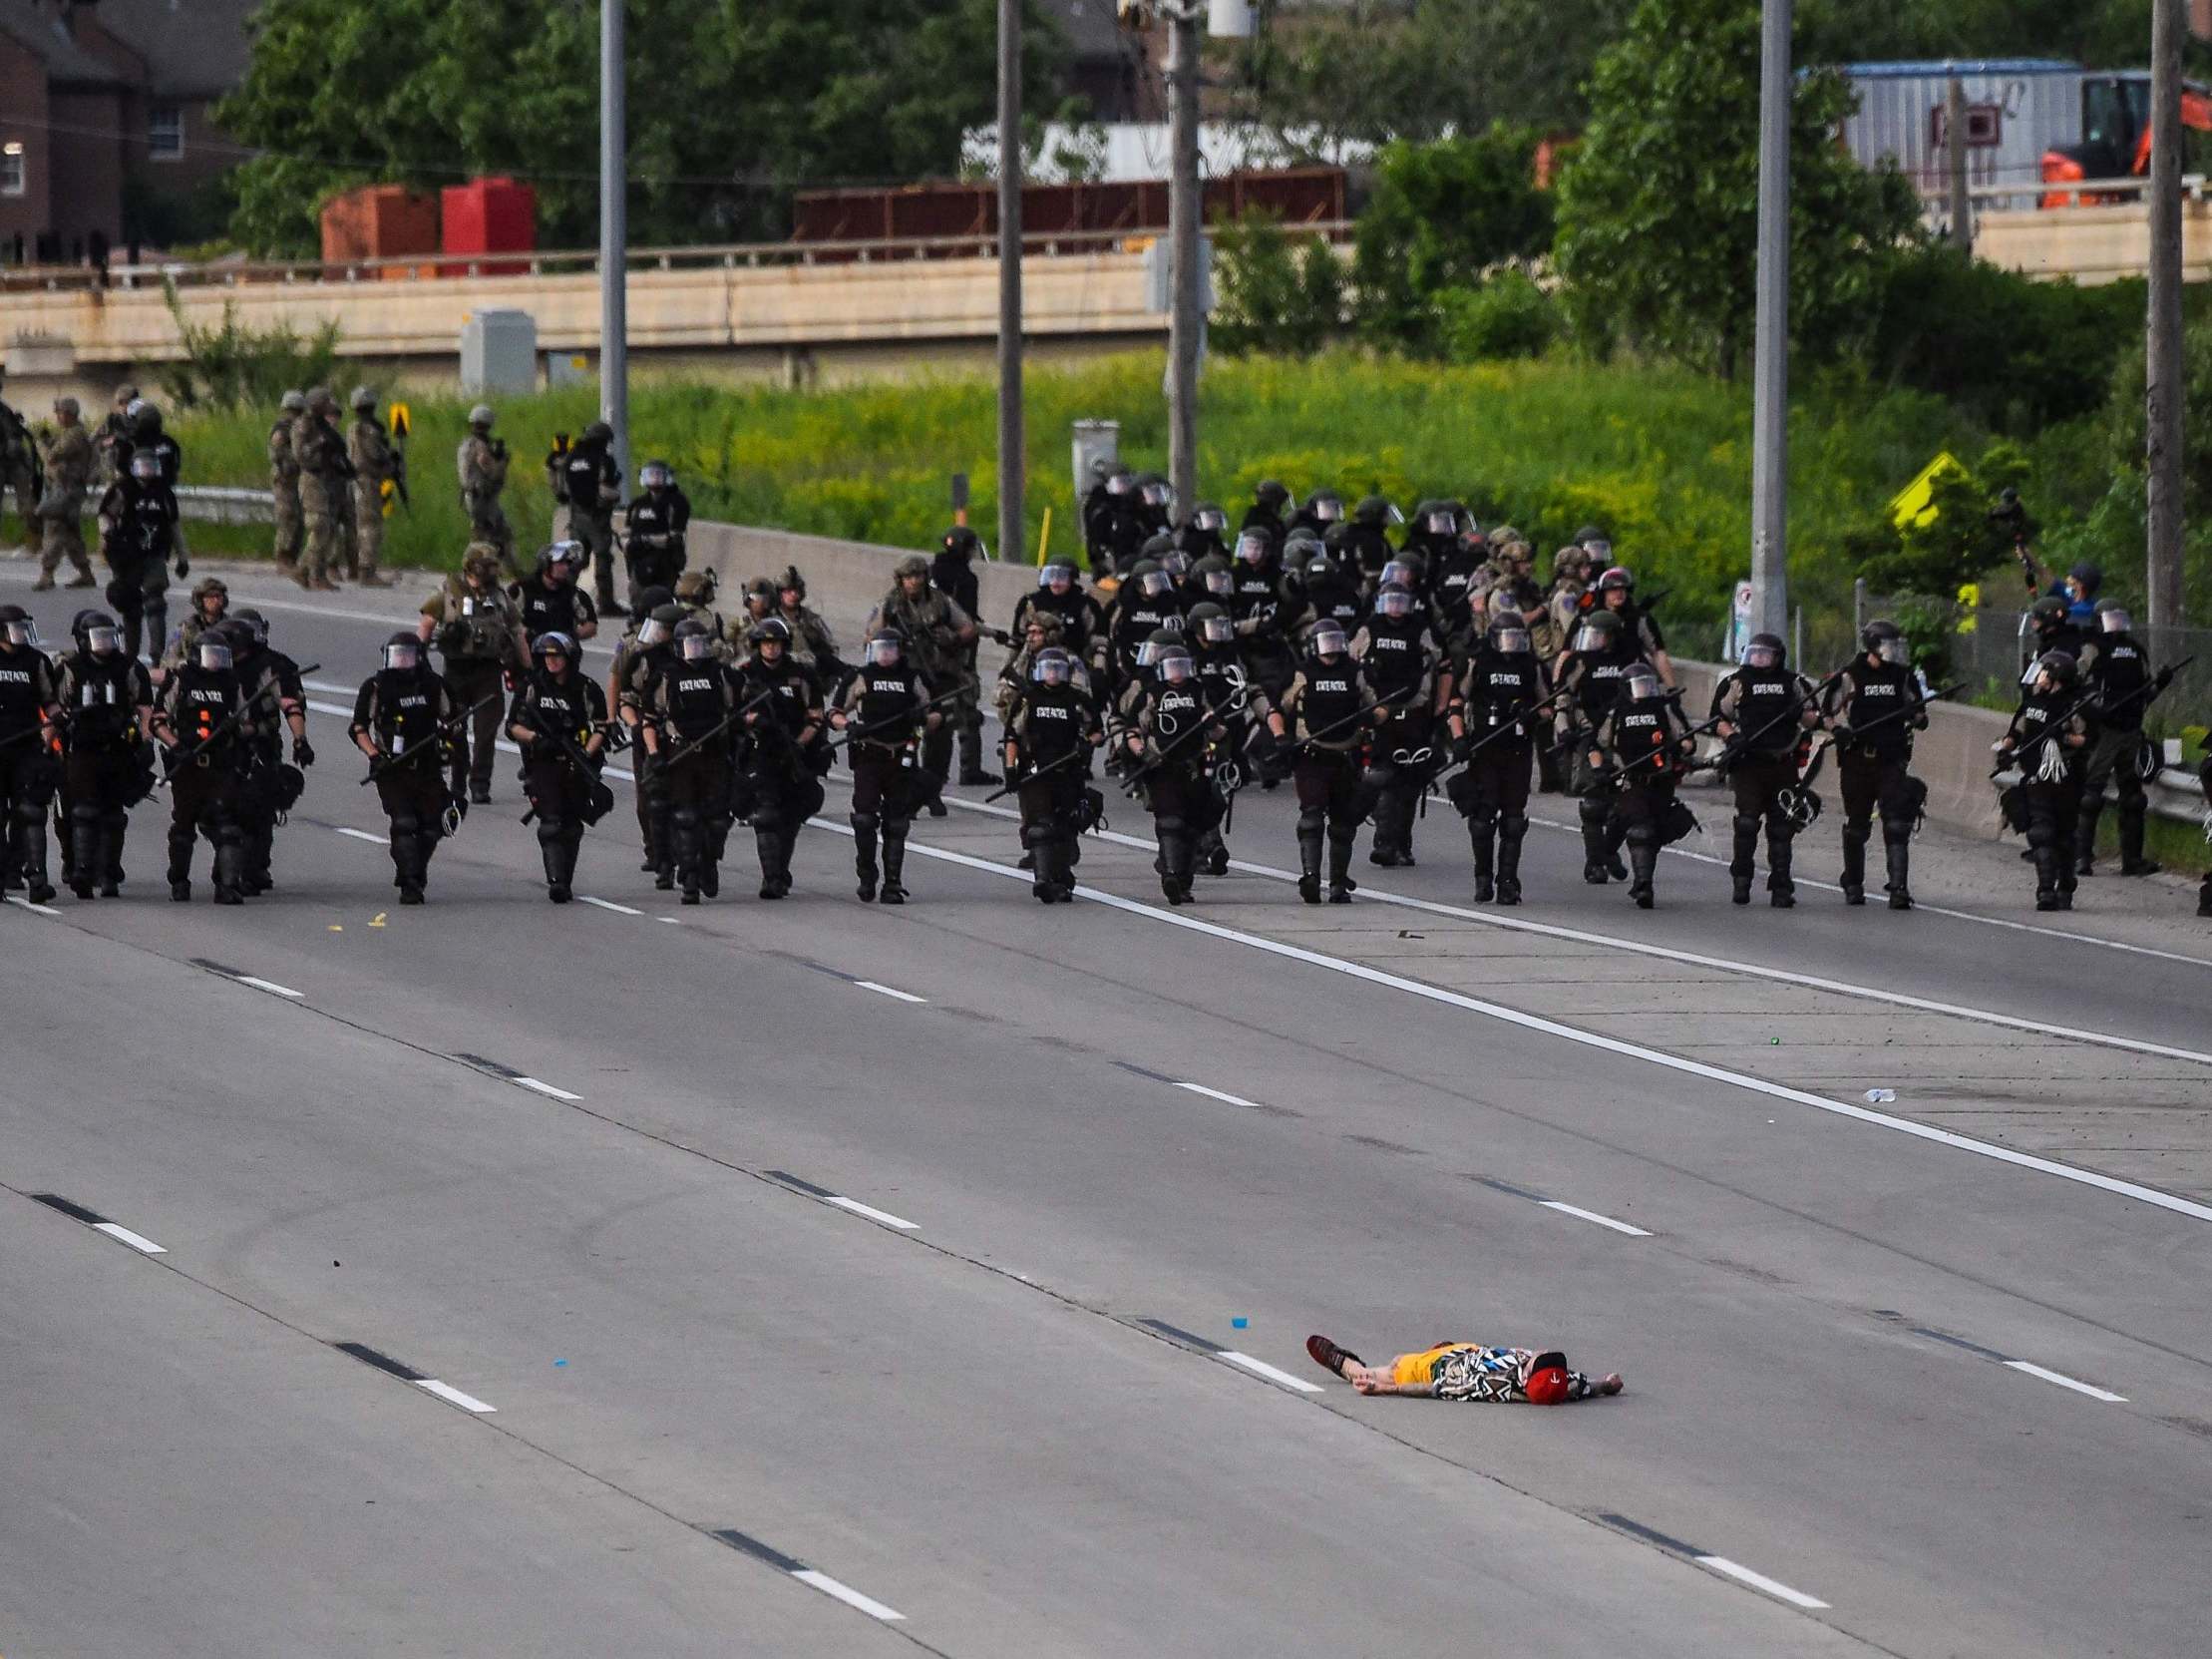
540, 824, 572, 903
212, 834, 247, 906
1730, 816, 1756, 905
755, 826, 785, 899
1326, 828, 1357, 904
2117, 800, 2162, 876
168, 824, 195, 903
1495, 814, 1527, 905
1297, 824, 1324, 905
1469, 817, 1495, 904
1767, 829, 1795, 908
1840, 829, 1868, 905
17, 818, 55, 906
1158, 829, 1192, 904
1884, 839, 1913, 911
2032, 843, 2062, 910
956, 724, 998, 788
1629, 840, 1658, 909
879, 826, 909, 905
851, 812, 879, 903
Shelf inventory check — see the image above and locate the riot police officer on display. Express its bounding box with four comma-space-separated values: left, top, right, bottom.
1339, 496, 1398, 581
1266, 619, 1384, 904
513, 541, 600, 644
2075, 600, 2170, 877
1230, 528, 1296, 716
1013, 558, 1106, 662
152, 628, 252, 905
735, 617, 826, 899
1100, 558, 1184, 692
1240, 480, 1291, 549
622, 458, 691, 610
351, 631, 463, 905
1996, 650, 2095, 911
1445, 615, 1549, 905
52, 611, 154, 899
619, 602, 688, 887
833, 627, 938, 904
1291, 550, 1365, 642
1175, 502, 1232, 562
1556, 608, 1641, 883
97, 449, 182, 661
1003, 645, 1102, 903
643, 620, 744, 904
1352, 582, 1443, 867
1589, 664, 1694, 909
1121, 639, 1227, 905
0, 606, 61, 904
225, 611, 311, 894
557, 421, 623, 617
418, 547, 529, 804
510, 631, 610, 904
1822, 621, 1928, 910
1184, 600, 1251, 876
1710, 631, 1820, 907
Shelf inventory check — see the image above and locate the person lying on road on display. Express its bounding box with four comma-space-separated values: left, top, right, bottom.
1305, 1334, 1623, 1402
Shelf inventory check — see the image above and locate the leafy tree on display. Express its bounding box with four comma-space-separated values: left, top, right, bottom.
219, 0, 1069, 257
1212, 213, 1345, 356
1553, 0, 1923, 378
1437, 272, 1561, 362
1350, 129, 1552, 354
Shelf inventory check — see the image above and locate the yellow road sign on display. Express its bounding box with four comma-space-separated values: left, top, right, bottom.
1888, 451, 1963, 530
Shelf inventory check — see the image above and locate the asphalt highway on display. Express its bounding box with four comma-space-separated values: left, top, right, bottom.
6, 567, 2211, 1657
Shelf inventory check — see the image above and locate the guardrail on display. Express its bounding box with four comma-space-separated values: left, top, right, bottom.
1956, 173, 2210, 210
0, 220, 1355, 296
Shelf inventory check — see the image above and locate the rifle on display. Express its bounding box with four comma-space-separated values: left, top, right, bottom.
655, 685, 775, 772
513, 696, 616, 825
159, 661, 319, 781
986, 743, 1090, 803
825, 681, 968, 754
359, 690, 501, 784
1119, 691, 1242, 796
1836, 681, 1963, 752
1714, 668, 1843, 770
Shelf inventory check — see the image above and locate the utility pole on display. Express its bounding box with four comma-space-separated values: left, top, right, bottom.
1946, 70, 1973, 254
997, 0, 1023, 565
1167, 3, 1202, 516
2147, 0, 2186, 630
1747, 0, 1791, 641
599, 0, 628, 506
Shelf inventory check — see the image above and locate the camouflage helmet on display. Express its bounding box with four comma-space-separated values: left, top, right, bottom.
743, 575, 777, 608
894, 554, 929, 580
280, 389, 306, 413
674, 570, 716, 606
468, 403, 495, 428
349, 386, 376, 410
190, 576, 229, 606
53, 395, 79, 418
776, 564, 807, 599
462, 543, 503, 582
305, 385, 334, 413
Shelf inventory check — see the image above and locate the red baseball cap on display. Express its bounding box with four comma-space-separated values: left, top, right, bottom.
1525, 1360, 1572, 1405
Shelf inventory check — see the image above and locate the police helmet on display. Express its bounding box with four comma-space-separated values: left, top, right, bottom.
942, 525, 981, 560
532, 630, 577, 661
1378, 558, 1419, 591
1133, 558, 1171, 598
382, 631, 421, 672
1861, 619, 1911, 666
131, 400, 161, 434
1571, 610, 1624, 653
1039, 557, 1080, 591
1744, 631, 1785, 670
2029, 596, 2068, 630
230, 610, 270, 648
1598, 566, 1635, 595
1252, 480, 1290, 513
583, 420, 613, 446
196, 634, 233, 672
0, 606, 36, 648
633, 585, 675, 616
894, 554, 929, 581
1138, 474, 1174, 511
1626, 664, 1663, 701
1236, 530, 1273, 566
1195, 555, 1235, 596
673, 618, 713, 661
468, 404, 495, 428
866, 627, 904, 667
1354, 494, 1394, 527
1375, 582, 1413, 619
541, 539, 581, 576
1156, 642, 1194, 682
1190, 503, 1229, 533
2096, 598, 2132, 634
1309, 619, 1349, 657
1307, 489, 1344, 523
748, 615, 793, 646
1187, 600, 1233, 645
1033, 645, 1073, 685
1486, 618, 1532, 654
86, 615, 123, 655
639, 459, 674, 490
1103, 465, 1134, 497
2035, 648, 2078, 686
128, 451, 162, 482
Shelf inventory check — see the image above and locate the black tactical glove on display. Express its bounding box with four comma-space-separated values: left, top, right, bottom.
292, 737, 315, 767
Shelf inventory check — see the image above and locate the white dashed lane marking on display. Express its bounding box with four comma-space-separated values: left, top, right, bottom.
765, 1171, 921, 1233
30, 1193, 168, 1255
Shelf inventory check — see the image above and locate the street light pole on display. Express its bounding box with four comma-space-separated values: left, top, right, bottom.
600, 0, 628, 502
997, 0, 1024, 566
2146, 0, 2186, 630
1167, 3, 1201, 516
1747, 0, 1792, 641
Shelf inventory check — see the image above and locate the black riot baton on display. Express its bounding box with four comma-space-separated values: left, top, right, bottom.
984, 743, 1089, 803
160, 660, 320, 783
1289, 681, 1413, 753
1714, 667, 1844, 772
360, 690, 501, 784
1120, 691, 1242, 797
825, 680, 968, 755
1428, 679, 1571, 792
655, 685, 776, 773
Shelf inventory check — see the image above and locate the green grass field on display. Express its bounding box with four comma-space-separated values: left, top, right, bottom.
162, 351, 1991, 659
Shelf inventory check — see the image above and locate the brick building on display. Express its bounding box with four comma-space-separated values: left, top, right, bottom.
0, 0, 253, 265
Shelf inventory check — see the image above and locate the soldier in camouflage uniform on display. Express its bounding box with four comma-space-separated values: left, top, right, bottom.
417, 546, 529, 803
268, 390, 305, 574
162, 577, 233, 674
292, 388, 353, 592
457, 404, 515, 580
346, 387, 400, 588
865, 554, 976, 816
33, 397, 98, 591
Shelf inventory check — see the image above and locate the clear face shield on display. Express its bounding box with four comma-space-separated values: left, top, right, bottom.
1161, 549, 1191, 579
383, 639, 419, 672
680, 633, 713, 663
1201, 615, 1234, 644
1380, 561, 1414, 590
88, 624, 122, 655
1877, 635, 1911, 667
1134, 639, 1161, 669
1142, 481, 1173, 511
1106, 472, 1132, 498
1376, 588, 1411, 619
1424, 511, 1454, 536
2101, 607, 2131, 634
1237, 535, 1270, 567
1194, 507, 1226, 533
197, 639, 233, 672
130, 453, 161, 484
1310, 622, 1348, 658
1158, 649, 1194, 683
640, 464, 671, 490
636, 618, 671, 648
1312, 496, 1342, 523
1041, 564, 1074, 593
867, 636, 902, 668
1034, 652, 1070, 686
3, 618, 37, 647
1571, 623, 1609, 655
1584, 537, 1613, 561
1140, 570, 1172, 598
1490, 625, 1531, 655
1204, 567, 1235, 596
1745, 641, 1781, 669
1627, 667, 1662, 701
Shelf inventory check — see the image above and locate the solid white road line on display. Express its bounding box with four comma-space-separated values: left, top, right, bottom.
942, 793, 2212, 1048
824, 1195, 921, 1231
881, 833, 2212, 1229
333, 825, 389, 845
1176, 1080, 1275, 1112
1219, 1351, 1328, 1394
92, 1221, 168, 1255
234, 975, 304, 1000
853, 980, 925, 1004
1694, 1554, 1830, 1610
577, 895, 642, 915
1538, 1199, 1654, 1237
414, 1379, 498, 1414
789, 1568, 907, 1622
4, 894, 62, 916
513, 1076, 582, 1102
2004, 1360, 2128, 1402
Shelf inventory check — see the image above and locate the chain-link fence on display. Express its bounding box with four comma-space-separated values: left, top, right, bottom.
1856, 582, 2212, 740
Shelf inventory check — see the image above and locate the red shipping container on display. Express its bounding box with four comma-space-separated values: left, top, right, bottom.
441, 177, 538, 275
320, 185, 440, 267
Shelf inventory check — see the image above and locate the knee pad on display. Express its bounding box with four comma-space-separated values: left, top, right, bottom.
71, 801, 101, 830
672, 805, 701, 832
1296, 805, 1326, 838
537, 817, 566, 849
1732, 813, 1762, 837
850, 811, 879, 839
389, 811, 421, 838
1155, 815, 1186, 838
1579, 795, 1609, 829
2025, 822, 2057, 850
1625, 822, 1660, 848
1468, 805, 1496, 835
1021, 822, 1054, 850
1499, 813, 1528, 839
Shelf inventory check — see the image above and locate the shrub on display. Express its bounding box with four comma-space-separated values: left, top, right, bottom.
1437, 272, 1561, 362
